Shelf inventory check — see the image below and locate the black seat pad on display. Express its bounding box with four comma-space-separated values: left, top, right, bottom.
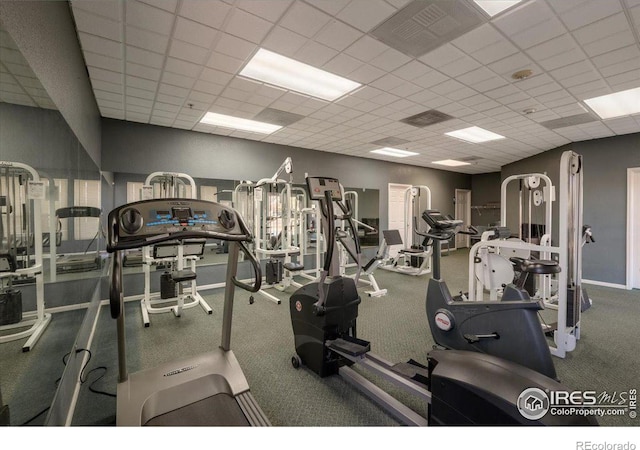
283, 262, 304, 272
171, 269, 197, 282
522, 259, 560, 275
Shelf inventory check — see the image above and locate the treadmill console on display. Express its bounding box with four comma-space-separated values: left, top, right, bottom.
422, 210, 463, 231
306, 177, 342, 201
108, 199, 250, 250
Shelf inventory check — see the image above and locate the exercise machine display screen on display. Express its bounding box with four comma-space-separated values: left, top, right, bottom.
422, 210, 463, 230
307, 177, 342, 201
172, 207, 192, 221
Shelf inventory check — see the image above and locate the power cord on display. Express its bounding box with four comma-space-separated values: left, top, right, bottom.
19, 348, 115, 426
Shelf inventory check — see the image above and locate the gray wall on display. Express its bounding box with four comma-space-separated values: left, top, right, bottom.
101, 118, 471, 232
470, 172, 501, 227
501, 133, 640, 286
0, 0, 101, 166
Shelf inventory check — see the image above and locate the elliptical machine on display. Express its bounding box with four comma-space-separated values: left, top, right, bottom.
423, 209, 558, 379
289, 176, 596, 426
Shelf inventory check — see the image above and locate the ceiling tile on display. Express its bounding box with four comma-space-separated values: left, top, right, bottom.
125, 26, 169, 54
174, 17, 218, 48
178, 0, 231, 29
72, 9, 121, 41
126, 62, 162, 81
206, 51, 244, 74
280, 2, 332, 38
126, 46, 164, 69
126, 86, 156, 100
138, 0, 178, 13
294, 41, 339, 67
439, 56, 481, 78
315, 20, 363, 52
488, 53, 539, 78
161, 71, 196, 88
78, 33, 122, 59
91, 79, 123, 94
168, 39, 209, 64
369, 47, 412, 72
510, 17, 566, 49
236, 0, 292, 23
214, 33, 256, 61
337, 0, 395, 32
72, 0, 122, 21
591, 45, 640, 69
88, 66, 122, 84
262, 27, 308, 57
159, 82, 189, 97
345, 63, 386, 84
126, 75, 157, 92
558, 0, 622, 31
571, 12, 628, 45
344, 35, 389, 62
84, 52, 122, 72
472, 40, 520, 65
582, 30, 635, 58
224, 8, 273, 44
126, 1, 174, 35
304, 0, 350, 16
323, 53, 364, 77
451, 23, 502, 54
193, 79, 225, 95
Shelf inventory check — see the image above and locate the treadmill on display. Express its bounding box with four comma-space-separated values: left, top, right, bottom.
108, 198, 268, 426
55, 206, 104, 273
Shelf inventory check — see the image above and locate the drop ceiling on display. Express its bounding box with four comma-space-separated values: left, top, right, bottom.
67, 0, 640, 174
0, 23, 57, 110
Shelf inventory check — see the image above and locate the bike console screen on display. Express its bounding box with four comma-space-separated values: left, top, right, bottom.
422, 210, 463, 231
306, 177, 342, 201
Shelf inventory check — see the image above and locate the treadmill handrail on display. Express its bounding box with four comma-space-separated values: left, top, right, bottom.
232, 241, 262, 293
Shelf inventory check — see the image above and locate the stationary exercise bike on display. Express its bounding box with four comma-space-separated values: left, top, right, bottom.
422, 209, 558, 379
289, 176, 596, 425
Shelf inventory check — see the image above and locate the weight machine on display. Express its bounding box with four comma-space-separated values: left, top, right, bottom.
251, 158, 306, 305
0, 161, 51, 352
139, 171, 211, 326
380, 185, 432, 276
338, 189, 386, 297
467, 151, 589, 358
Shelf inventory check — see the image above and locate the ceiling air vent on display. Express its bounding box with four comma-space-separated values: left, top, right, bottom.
370, 137, 411, 147
370, 0, 487, 58
400, 109, 454, 128
458, 155, 483, 162
540, 113, 598, 130
253, 108, 305, 127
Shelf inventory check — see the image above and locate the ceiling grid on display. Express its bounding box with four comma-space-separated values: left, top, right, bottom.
7, 0, 634, 174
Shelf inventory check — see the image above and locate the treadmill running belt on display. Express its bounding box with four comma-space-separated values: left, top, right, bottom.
144, 393, 250, 426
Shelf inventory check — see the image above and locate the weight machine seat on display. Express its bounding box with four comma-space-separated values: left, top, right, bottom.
171, 270, 197, 282
283, 262, 304, 272
510, 257, 560, 275
399, 248, 425, 254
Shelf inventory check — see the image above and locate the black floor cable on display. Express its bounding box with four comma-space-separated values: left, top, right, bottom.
19, 349, 115, 426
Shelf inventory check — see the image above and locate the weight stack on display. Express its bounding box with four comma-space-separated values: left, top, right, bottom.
160, 272, 177, 299
0, 289, 22, 326
266, 259, 283, 284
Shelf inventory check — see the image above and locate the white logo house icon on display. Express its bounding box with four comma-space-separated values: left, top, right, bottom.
517, 387, 550, 420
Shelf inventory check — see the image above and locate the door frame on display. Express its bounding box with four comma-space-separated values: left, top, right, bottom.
455, 189, 472, 249
388, 183, 412, 257
627, 168, 640, 289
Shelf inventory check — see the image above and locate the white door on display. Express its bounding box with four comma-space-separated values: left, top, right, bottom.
388, 183, 412, 257
628, 168, 640, 289
455, 189, 471, 249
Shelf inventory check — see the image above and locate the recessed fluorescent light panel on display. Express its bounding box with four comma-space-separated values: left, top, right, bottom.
240, 49, 361, 102
433, 159, 472, 167
200, 112, 282, 134
370, 148, 419, 158
583, 87, 640, 119
473, 0, 523, 17
445, 126, 505, 143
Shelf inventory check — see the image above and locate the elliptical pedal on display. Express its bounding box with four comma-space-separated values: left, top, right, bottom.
326, 336, 370, 357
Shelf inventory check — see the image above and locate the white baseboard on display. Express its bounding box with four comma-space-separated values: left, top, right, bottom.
582, 279, 628, 290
